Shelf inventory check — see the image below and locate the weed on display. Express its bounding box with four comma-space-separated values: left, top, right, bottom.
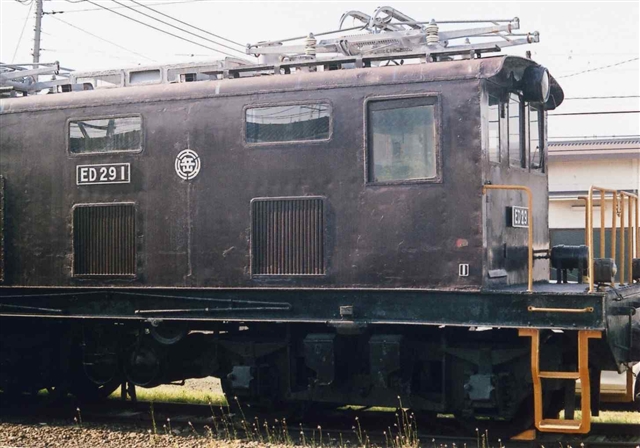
300, 422, 307, 446
150, 402, 158, 436
354, 416, 370, 448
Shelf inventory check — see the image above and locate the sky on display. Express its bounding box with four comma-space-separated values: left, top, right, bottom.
1, 1, 639, 140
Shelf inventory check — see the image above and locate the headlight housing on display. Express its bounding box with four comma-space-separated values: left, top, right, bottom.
521, 65, 550, 104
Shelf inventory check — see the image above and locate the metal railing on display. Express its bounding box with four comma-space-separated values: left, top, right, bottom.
586, 187, 639, 292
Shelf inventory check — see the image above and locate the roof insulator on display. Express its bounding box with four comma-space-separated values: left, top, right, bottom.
426, 19, 439, 45
304, 33, 317, 57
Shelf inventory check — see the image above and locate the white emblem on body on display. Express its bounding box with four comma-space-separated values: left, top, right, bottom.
175, 149, 201, 180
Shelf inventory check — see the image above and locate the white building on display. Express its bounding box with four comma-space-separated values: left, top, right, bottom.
547, 137, 640, 280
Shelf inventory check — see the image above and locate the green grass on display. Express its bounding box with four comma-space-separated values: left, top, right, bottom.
108, 385, 227, 406
115, 387, 639, 425
561, 410, 640, 424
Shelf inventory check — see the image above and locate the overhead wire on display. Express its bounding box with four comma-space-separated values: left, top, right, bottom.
564, 95, 640, 100
127, 0, 244, 48
49, 15, 157, 62
548, 110, 639, 116
108, 0, 245, 55
57, 0, 205, 13
11, 0, 35, 63
558, 57, 639, 78
45, 47, 144, 64
81, 0, 239, 58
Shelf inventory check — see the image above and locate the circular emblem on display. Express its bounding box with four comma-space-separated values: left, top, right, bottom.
174, 149, 201, 180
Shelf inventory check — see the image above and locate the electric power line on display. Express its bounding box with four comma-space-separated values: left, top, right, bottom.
558, 57, 639, 79
128, 0, 244, 48
564, 95, 640, 100
107, 0, 245, 55
50, 15, 156, 62
11, 0, 35, 63
55, 0, 205, 13
81, 0, 239, 58
548, 110, 639, 116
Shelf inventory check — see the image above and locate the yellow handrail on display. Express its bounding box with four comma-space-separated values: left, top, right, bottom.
483, 185, 533, 292
577, 195, 589, 246
587, 187, 638, 292
620, 191, 639, 285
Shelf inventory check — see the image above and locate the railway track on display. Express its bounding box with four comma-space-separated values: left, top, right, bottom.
1, 396, 638, 448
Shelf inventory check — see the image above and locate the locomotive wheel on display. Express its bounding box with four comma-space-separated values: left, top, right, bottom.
69, 341, 122, 402
70, 374, 121, 402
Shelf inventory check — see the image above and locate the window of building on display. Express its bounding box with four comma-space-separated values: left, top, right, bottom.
508, 94, 525, 168
245, 103, 331, 144
530, 106, 543, 171
367, 96, 438, 183
69, 115, 142, 154
488, 96, 500, 163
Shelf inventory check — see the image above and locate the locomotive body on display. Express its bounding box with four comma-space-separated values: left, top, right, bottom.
1, 57, 551, 290
1, 49, 639, 434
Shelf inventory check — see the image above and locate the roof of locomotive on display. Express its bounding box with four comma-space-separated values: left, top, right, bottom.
0, 55, 563, 115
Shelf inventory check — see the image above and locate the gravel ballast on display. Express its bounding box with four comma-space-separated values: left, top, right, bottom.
0, 420, 249, 448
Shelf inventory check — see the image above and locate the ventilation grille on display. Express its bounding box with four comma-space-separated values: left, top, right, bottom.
73, 203, 136, 276
252, 197, 325, 276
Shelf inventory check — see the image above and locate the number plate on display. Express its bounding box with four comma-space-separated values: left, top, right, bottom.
76, 163, 131, 186
508, 206, 529, 228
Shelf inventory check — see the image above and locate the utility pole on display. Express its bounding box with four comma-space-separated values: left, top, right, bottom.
33, 0, 43, 64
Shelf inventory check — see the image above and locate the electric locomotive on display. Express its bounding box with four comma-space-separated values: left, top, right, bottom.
1, 7, 638, 435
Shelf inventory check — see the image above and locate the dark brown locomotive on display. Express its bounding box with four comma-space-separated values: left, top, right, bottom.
1, 52, 638, 435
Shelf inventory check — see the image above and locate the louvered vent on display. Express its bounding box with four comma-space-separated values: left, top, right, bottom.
251, 197, 325, 276
73, 203, 136, 276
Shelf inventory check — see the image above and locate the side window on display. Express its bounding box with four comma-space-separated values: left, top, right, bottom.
367, 96, 439, 183
530, 106, 544, 171
69, 115, 142, 154
245, 103, 331, 144
488, 96, 500, 163
508, 94, 524, 168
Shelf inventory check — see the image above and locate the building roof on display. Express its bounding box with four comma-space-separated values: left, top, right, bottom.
548, 138, 640, 161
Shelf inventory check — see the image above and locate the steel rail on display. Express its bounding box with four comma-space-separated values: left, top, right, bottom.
1, 397, 637, 447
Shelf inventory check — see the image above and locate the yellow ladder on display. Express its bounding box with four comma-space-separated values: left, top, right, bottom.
519, 328, 602, 433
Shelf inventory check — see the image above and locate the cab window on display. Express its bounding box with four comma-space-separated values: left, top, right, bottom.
490, 93, 544, 171
69, 115, 142, 154
245, 103, 331, 144
530, 106, 544, 171
367, 96, 439, 183
488, 95, 500, 163
508, 94, 525, 168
